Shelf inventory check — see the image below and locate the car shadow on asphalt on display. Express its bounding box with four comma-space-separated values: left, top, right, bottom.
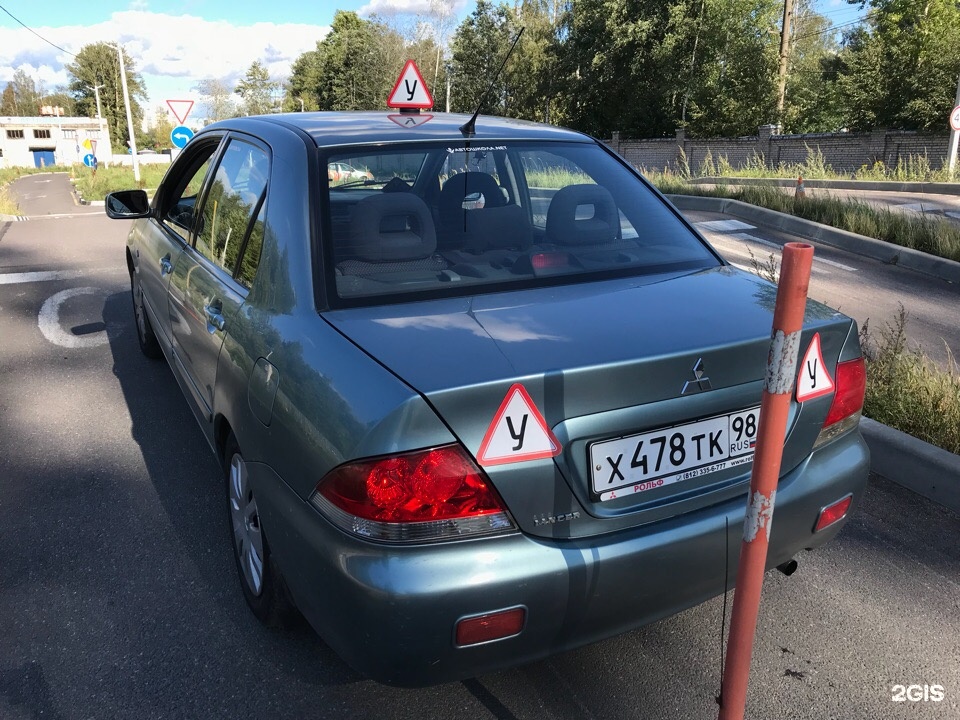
103, 291, 363, 689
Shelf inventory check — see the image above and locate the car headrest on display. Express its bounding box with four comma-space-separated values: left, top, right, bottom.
545, 184, 619, 245
349, 194, 437, 262
439, 172, 505, 222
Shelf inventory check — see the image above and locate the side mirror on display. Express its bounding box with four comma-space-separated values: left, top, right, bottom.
105, 190, 151, 219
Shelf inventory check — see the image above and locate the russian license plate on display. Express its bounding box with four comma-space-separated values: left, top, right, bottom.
589, 407, 760, 502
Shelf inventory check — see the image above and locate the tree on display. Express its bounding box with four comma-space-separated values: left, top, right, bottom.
196, 78, 238, 121
235, 61, 279, 116
450, 1, 515, 114
66, 43, 147, 152
0, 70, 43, 115
835, 0, 960, 131
145, 107, 176, 150
288, 11, 406, 111
780, 1, 845, 133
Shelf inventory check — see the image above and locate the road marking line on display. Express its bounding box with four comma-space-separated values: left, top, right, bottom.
0, 270, 85, 285
814, 257, 857, 272
27, 212, 104, 220
729, 232, 779, 249
695, 219, 756, 232
38, 286, 120, 349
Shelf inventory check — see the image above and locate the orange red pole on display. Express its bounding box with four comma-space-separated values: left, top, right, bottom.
718, 242, 814, 720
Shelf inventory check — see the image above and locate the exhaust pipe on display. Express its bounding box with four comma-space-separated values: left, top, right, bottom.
777, 559, 798, 576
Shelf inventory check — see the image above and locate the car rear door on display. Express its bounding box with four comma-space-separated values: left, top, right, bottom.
167, 135, 271, 426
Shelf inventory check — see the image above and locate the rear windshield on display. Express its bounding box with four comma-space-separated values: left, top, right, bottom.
323, 140, 718, 304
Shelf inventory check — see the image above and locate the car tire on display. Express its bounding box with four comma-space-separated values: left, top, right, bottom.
130, 269, 162, 359
225, 434, 299, 628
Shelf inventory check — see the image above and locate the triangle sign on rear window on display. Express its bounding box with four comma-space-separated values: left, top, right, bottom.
387, 60, 433, 109
796, 332, 835, 402
477, 384, 561, 466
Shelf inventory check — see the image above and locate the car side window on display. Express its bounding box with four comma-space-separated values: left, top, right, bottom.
195, 139, 269, 276
236, 203, 265, 288
162, 149, 217, 242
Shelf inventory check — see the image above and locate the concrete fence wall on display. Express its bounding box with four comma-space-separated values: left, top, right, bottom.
609, 126, 954, 175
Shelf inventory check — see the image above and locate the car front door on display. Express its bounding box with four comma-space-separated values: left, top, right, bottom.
137, 137, 223, 348
167, 135, 271, 427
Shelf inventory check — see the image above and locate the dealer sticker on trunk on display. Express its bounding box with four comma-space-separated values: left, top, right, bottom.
589, 407, 760, 502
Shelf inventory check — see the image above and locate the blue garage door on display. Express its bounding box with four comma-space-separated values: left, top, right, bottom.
32, 150, 55, 167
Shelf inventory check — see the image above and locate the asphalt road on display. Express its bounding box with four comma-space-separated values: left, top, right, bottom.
0, 177, 957, 719
685, 211, 960, 368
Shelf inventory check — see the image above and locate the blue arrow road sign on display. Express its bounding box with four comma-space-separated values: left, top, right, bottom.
82, 154, 96, 168
171, 125, 195, 149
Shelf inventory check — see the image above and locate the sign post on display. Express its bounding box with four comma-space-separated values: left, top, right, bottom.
948, 103, 960, 179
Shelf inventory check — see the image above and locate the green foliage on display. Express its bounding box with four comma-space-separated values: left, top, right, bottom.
235, 61, 279, 116
195, 78, 238, 121
861, 306, 960, 454
835, 0, 960, 131
450, 1, 515, 114
66, 43, 147, 152
288, 11, 407, 111
0, 70, 42, 115
72, 164, 169, 199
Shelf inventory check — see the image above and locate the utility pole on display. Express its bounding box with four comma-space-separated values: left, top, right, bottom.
89, 84, 104, 119
776, 0, 795, 124
113, 42, 140, 184
947, 71, 960, 179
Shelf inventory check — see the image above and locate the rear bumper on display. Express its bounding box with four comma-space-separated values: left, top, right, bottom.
250, 432, 869, 686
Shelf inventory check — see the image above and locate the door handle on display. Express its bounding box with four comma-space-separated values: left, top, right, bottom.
160, 255, 173, 276
204, 304, 225, 333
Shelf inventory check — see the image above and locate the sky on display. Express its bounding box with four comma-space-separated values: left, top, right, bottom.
1, 0, 866, 125
0, 0, 470, 123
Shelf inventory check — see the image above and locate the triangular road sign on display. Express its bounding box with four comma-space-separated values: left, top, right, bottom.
796, 333, 835, 402
477, 384, 561, 466
387, 60, 433, 109
166, 99, 195, 125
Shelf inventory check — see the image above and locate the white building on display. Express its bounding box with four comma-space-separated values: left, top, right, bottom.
0, 116, 112, 169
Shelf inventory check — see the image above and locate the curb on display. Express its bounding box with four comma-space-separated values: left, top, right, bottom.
689, 177, 960, 196
667, 194, 960, 284
860, 418, 960, 516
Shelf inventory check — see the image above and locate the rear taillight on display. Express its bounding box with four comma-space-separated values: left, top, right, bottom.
813, 356, 866, 449
310, 444, 516, 543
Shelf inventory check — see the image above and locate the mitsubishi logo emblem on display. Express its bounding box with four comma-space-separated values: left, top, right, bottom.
681, 358, 712, 395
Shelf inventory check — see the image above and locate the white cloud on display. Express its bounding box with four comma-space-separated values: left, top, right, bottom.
0, 10, 328, 116
358, 0, 468, 18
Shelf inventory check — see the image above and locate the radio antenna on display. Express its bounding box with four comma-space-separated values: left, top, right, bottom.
459, 27, 525, 137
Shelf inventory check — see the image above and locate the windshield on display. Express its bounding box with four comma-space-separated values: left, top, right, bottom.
323, 141, 719, 305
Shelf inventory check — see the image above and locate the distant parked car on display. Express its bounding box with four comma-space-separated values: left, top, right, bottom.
103, 111, 869, 687
328, 161, 372, 183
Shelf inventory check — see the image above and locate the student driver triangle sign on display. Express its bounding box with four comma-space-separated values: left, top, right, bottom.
796, 332, 835, 402
387, 60, 433, 109
477, 384, 561, 466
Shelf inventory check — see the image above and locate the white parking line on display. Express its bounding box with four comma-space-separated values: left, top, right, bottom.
0, 270, 85, 285
729, 232, 779, 249
694, 219, 756, 232
814, 257, 858, 272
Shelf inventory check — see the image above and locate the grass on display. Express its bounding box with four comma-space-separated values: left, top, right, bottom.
669, 146, 954, 183
71, 164, 169, 201
860, 306, 960, 454
650, 171, 960, 263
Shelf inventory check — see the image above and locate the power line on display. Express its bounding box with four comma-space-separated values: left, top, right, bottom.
0, 2, 76, 58
792, 10, 879, 43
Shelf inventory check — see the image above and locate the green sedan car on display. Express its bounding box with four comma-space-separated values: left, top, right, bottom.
105, 111, 869, 686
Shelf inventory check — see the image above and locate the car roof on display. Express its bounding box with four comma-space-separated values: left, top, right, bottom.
203, 112, 594, 148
